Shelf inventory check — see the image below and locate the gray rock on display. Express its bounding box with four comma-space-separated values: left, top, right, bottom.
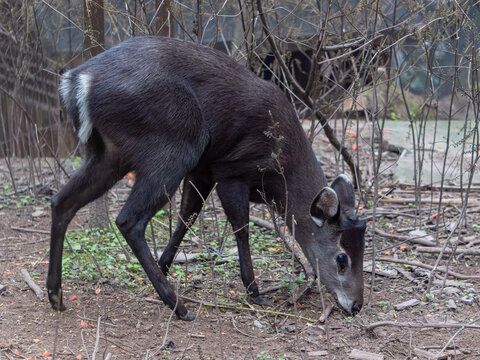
349, 349, 384, 360
448, 299, 457, 310
431, 287, 461, 296
409, 229, 435, 245
460, 296, 475, 305
253, 320, 264, 329
394, 298, 421, 311
363, 261, 398, 278
443, 287, 461, 296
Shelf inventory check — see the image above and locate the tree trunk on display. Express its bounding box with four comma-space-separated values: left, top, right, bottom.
83, 0, 108, 230
155, 0, 173, 37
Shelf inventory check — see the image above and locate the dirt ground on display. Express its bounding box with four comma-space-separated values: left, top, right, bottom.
1, 124, 480, 359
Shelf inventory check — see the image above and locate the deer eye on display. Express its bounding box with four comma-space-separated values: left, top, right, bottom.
336, 253, 348, 272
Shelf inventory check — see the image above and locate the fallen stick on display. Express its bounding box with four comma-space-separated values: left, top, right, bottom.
372, 197, 480, 206
319, 302, 333, 323
365, 320, 480, 331
374, 228, 436, 246
145, 297, 318, 322
415, 246, 480, 256
20, 268, 44, 300
376, 257, 480, 280
11, 226, 50, 235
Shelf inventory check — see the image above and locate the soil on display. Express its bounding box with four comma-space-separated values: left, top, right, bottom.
1, 123, 480, 359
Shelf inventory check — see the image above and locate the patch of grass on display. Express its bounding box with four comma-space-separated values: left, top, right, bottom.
377, 300, 390, 311
257, 351, 286, 360
62, 227, 146, 290
16, 195, 36, 208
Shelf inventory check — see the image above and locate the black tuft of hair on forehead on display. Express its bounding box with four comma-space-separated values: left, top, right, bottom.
338, 217, 366, 260
339, 217, 366, 233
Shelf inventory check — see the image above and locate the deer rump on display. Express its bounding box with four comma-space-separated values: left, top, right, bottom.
48, 36, 366, 321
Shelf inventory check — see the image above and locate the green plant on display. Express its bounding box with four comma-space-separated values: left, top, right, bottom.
377, 300, 390, 311
390, 110, 400, 121
62, 227, 145, 290
256, 352, 286, 360
65, 156, 83, 168
279, 270, 306, 291
16, 195, 36, 208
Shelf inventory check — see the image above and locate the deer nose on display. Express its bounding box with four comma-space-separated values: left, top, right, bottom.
351, 302, 362, 315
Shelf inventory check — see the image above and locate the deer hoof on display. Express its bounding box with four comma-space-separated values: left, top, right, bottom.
252, 295, 269, 306
177, 310, 196, 321
48, 290, 66, 311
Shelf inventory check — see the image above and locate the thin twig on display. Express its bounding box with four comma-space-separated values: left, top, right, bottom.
376, 257, 480, 280
20, 268, 44, 300
91, 316, 101, 360
145, 297, 317, 323
365, 320, 480, 331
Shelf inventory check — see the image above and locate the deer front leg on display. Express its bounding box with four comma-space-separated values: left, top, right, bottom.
216, 181, 267, 305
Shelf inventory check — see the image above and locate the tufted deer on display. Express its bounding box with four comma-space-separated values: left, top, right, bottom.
48, 36, 366, 321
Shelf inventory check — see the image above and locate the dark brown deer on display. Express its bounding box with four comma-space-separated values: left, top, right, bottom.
48, 36, 366, 321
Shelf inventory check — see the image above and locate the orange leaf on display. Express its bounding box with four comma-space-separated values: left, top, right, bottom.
352, 143, 358, 151
80, 320, 87, 328
14, 349, 19, 355
95, 288, 101, 295
385, 136, 391, 140
33, 339, 40, 343
71, 295, 77, 301
76, 355, 82, 360
127, 172, 135, 179
358, 206, 364, 210
121, 350, 127, 354
399, 245, 408, 251
384, 252, 390, 256
382, 129, 390, 133
172, 272, 178, 277
345, 129, 351, 134
42, 351, 51, 357
389, 229, 394, 234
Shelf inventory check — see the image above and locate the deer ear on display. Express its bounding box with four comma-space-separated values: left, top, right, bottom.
331, 174, 356, 213
310, 187, 339, 227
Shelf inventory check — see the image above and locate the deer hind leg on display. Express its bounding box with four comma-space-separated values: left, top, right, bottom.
158, 174, 214, 275
216, 181, 268, 305
47, 139, 127, 310
115, 159, 203, 321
